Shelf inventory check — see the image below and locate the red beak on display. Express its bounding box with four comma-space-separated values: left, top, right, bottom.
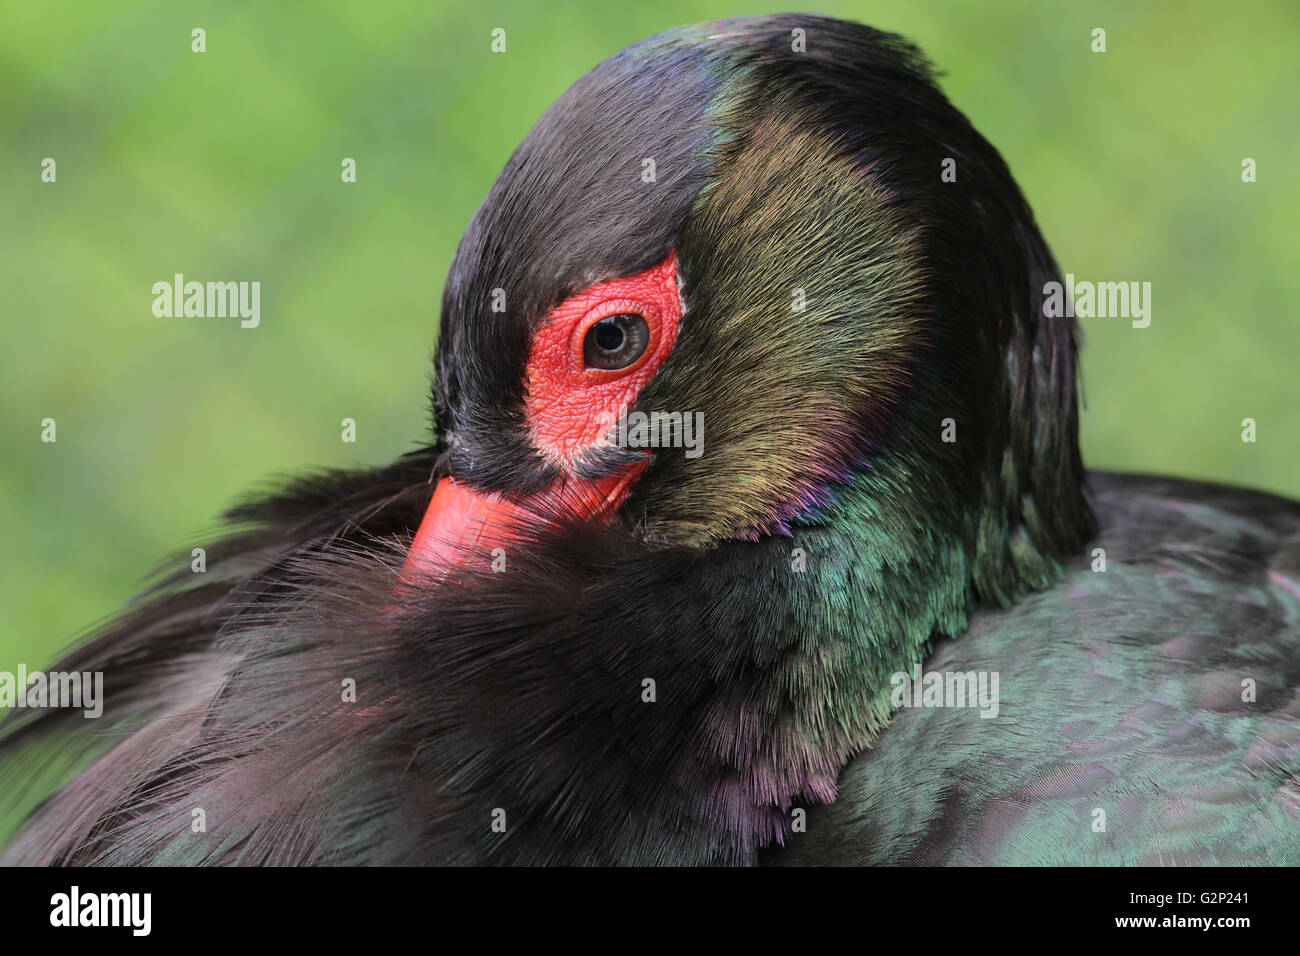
403, 464, 645, 578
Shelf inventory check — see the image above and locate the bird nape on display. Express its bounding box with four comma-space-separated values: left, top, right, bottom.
3, 14, 1297, 867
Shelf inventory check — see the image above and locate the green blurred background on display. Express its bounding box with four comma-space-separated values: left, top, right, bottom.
3, 0, 1298, 671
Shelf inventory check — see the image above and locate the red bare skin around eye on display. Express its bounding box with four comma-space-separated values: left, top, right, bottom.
526, 251, 681, 461
402, 251, 681, 579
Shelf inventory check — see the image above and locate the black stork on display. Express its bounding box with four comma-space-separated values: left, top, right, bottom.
3, 14, 1297, 866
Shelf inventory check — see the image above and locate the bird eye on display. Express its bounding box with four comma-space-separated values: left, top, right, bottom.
583, 313, 649, 370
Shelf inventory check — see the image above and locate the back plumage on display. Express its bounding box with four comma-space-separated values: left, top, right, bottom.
769, 473, 1300, 865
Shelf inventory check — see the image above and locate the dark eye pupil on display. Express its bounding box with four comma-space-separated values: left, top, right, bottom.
583, 313, 649, 370
593, 322, 624, 351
